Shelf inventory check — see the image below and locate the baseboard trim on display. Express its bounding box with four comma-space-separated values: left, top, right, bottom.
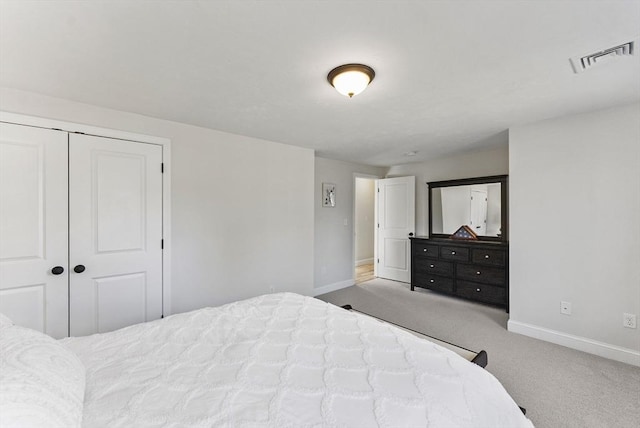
312, 280, 354, 297
355, 258, 374, 267
508, 320, 640, 367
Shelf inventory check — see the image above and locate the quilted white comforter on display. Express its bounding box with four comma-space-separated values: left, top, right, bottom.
62, 293, 533, 427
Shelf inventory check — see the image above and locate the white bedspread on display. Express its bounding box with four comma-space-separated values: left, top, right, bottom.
62, 293, 533, 427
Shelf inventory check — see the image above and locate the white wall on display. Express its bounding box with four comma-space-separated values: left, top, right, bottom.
0, 87, 315, 314
486, 183, 501, 236
314, 157, 387, 294
355, 178, 375, 265
387, 146, 509, 236
508, 102, 640, 365
440, 186, 474, 233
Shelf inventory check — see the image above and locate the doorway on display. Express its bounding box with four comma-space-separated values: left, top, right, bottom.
354, 176, 377, 284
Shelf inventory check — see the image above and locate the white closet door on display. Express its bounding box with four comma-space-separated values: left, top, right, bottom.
69, 134, 163, 336
0, 123, 69, 338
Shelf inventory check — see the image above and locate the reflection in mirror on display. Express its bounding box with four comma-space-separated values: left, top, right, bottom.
432, 183, 502, 237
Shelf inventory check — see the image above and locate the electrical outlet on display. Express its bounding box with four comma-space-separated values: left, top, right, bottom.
623, 313, 637, 329
560, 301, 572, 315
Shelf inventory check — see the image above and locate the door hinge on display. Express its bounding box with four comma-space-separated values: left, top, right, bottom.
161, 163, 164, 173
377, 258, 380, 263
377, 188, 380, 193
161, 239, 164, 249
377, 223, 380, 228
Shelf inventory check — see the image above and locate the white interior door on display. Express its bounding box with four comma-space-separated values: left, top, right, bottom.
0, 123, 69, 338
470, 189, 488, 235
69, 134, 163, 336
376, 176, 415, 283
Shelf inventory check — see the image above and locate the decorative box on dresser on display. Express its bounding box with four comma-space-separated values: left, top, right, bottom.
410, 237, 509, 311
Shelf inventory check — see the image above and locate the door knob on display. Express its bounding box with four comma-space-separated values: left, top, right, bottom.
73, 265, 86, 273
51, 266, 64, 275
408, 232, 414, 237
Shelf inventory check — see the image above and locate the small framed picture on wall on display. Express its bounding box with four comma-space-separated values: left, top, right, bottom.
322, 183, 336, 207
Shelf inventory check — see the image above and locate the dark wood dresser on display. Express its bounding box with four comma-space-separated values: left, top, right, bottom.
410, 237, 509, 311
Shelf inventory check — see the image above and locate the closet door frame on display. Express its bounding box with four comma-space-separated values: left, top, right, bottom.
0, 111, 173, 319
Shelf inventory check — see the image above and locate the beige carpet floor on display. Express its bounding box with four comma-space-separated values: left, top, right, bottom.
317, 278, 640, 428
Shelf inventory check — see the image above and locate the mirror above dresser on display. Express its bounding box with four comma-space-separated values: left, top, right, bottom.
428, 175, 508, 242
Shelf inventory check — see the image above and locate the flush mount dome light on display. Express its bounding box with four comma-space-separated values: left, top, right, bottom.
327, 64, 375, 98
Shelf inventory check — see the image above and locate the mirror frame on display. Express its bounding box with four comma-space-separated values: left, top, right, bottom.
428, 174, 508, 242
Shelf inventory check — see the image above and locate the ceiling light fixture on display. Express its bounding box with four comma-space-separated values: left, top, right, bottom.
327, 64, 375, 98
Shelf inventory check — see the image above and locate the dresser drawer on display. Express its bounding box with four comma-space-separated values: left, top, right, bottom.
413, 242, 440, 259
440, 246, 469, 262
456, 263, 505, 286
456, 281, 506, 305
414, 258, 453, 276
413, 274, 453, 294
471, 248, 506, 266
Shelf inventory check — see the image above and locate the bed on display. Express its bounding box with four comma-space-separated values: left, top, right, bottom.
340, 305, 488, 369
0, 292, 533, 427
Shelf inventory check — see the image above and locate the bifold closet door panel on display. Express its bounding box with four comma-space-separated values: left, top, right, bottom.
69, 134, 163, 336
0, 123, 69, 338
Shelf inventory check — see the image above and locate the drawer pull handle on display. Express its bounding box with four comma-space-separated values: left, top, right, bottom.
484, 254, 490, 259
423, 249, 427, 252
430, 279, 434, 283
451, 251, 456, 255
476, 288, 481, 292
476, 271, 481, 275
430, 264, 435, 268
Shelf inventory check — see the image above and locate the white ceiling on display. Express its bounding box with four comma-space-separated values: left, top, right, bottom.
1, 1, 639, 166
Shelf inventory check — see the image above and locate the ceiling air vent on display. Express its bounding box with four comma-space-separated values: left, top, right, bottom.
570, 41, 636, 73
